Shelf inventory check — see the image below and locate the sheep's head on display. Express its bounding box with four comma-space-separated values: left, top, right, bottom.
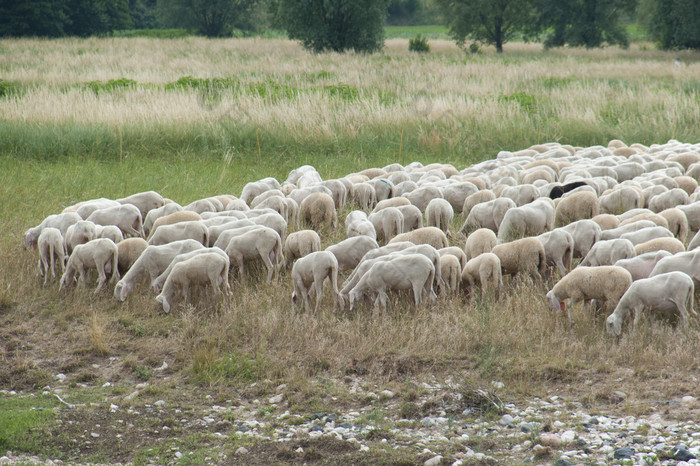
348, 291, 360, 310
546, 290, 564, 313
24, 229, 38, 250
155, 294, 170, 313
114, 280, 131, 302
606, 314, 622, 336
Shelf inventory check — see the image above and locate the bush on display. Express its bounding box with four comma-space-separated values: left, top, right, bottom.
408, 34, 430, 53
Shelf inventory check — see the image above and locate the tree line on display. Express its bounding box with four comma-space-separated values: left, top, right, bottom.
0, 0, 698, 52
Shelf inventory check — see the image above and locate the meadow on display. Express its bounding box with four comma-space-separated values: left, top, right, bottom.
2, 36, 700, 463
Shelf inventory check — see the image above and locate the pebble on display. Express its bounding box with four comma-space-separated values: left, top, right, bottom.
681, 396, 697, 408
672, 446, 697, 461
380, 390, 394, 399
540, 433, 561, 447
235, 447, 248, 455
421, 417, 435, 427
499, 414, 514, 426
424, 455, 442, 466
268, 394, 283, 404
560, 430, 576, 444
610, 391, 627, 404
613, 447, 635, 459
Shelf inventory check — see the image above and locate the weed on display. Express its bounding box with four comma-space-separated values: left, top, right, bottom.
409, 35, 430, 53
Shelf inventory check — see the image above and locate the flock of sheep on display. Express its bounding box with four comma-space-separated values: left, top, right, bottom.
23, 138, 700, 336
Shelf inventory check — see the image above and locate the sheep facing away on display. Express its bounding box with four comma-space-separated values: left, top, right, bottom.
546, 266, 633, 324
300, 192, 338, 230
389, 227, 449, 251
291, 251, 341, 313
37, 227, 67, 284
491, 237, 547, 281
325, 236, 379, 272
152, 247, 232, 295
606, 272, 696, 336
224, 227, 283, 283
60, 238, 119, 293
284, 230, 322, 268
464, 228, 497, 261
461, 252, 502, 297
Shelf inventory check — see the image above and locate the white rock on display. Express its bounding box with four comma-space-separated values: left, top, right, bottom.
154, 400, 166, 407
425, 455, 443, 466
175, 451, 182, 459
90, 432, 100, 438
491, 381, 505, 390
499, 414, 514, 426
124, 391, 139, 401
296, 447, 304, 454
381, 390, 395, 399
269, 394, 284, 404
682, 396, 697, 407
109, 404, 119, 412
561, 430, 576, 443
54, 374, 66, 382
235, 447, 248, 455
102, 382, 111, 388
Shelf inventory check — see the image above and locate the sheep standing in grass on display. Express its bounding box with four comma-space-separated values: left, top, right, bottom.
606, 272, 696, 336
291, 251, 341, 313
37, 227, 67, 284
464, 228, 497, 261
148, 211, 202, 239
389, 227, 448, 250
300, 192, 337, 230
117, 191, 165, 220
546, 266, 633, 323
64, 220, 98, 255
116, 238, 148, 276
438, 247, 467, 270
554, 191, 599, 227
152, 247, 232, 295
659, 208, 689, 242
60, 238, 119, 293
97, 225, 124, 244
461, 253, 502, 296
284, 230, 322, 268
634, 237, 685, 255
425, 198, 454, 235
325, 236, 379, 272
368, 207, 404, 244
649, 250, 700, 284
497, 199, 554, 242
147, 220, 209, 247
439, 254, 461, 293
559, 219, 601, 258
24, 212, 81, 249
155, 252, 231, 313
580, 238, 636, 267
86, 204, 144, 238
491, 237, 547, 281
345, 211, 377, 240
225, 227, 283, 283
614, 251, 672, 281
461, 197, 516, 234
462, 190, 495, 218
397, 204, 423, 232
537, 229, 574, 275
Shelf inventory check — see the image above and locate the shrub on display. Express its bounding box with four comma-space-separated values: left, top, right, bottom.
408, 34, 430, 53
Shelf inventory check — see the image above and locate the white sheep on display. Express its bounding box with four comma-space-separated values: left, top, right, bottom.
591, 214, 620, 231
619, 226, 673, 245
462, 190, 496, 218
155, 252, 231, 313
60, 238, 119, 293
425, 198, 454, 235
64, 220, 98, 255
284, 230, 322, 268
389, 227, 449, 250
648, 188, 689, 213
300, 192, 337, 230
554, 191, 599, 227
116, 237, 148, 276
650, 249, 700, 284
114, 239, 205, 301
213, 225, 267, 250
397, 204, 423, 232
537, 229, 574, 275
37, 227, 66, 284
86, 204, 144, 238
249, 212, 288, 244
580, 238, 636, 267
147, 220, 209, 247
24, 212, 81, 249
460, 197, 516, 234
403, 185, 443, 212
347, 254, 436, 311
600, 220, 657, 241
439, 254, 462, 293
441, 181, 478, 213
184, 199, 218, 214
438, 246, 467, 270
373, 197, 411, 212
97, 225, 124, 244
464, 228, 497, 261
345, 211, 377, 240
72, 198, 121, 219
614, 250, 672, 281
350, 182, 377, 210
117, 191, 165, 220
658, 208, 689, 242
598, 186, 644, 215
634, 237, 685, 255
368, 207, 404, 244
491, 237, 547, 281
207, 219, 256, 247
546, 266, 633, 323
606, 272, 696, 336
497, 199, 554, 242
291, 251, 341, 313
152, 247, 231, 294
499, 184, 539, 206
325, 236, 379, 272
676, 201, 700, 231
320, 179, 348, 209
461, 252, 502, 296
224, 227, 283, 283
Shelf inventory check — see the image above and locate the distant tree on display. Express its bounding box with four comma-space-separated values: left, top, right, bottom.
536, 0, 635, 49
0, 0, 68, 37
436, 0, 536, 53
643, 0, 700, 50
157, 0, 259, 37
387, 0, 420, 25
277, 0, 390, 53
129, 0, 158, 29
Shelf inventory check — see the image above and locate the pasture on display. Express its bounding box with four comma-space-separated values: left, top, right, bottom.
2, 37, 700, 463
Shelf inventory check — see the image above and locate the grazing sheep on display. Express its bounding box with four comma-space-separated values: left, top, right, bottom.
439, 254, 461, 293
659, 208, 689, 242
606, 272, 696, 336
253, 195, 288, 220
368, 207, 404, 244
462, 190, 496, 218
634, 237, 685, 255
438, 246, 467, 270
300, 192, 337, 230
460, 198, 516, 234
676, 201, 700, 231
500, 184, 539, 206
114, 239, 205, 301
464, 228, 497, 261
60, 238, 119, 293
346, 212, 377, 240
241, 180, 275, 205
374, 197, 411, 212
404, 185, 443, 212
649, 188, 689, 213
619, 226, 673, 246
461, 252, 502, 296
351, 182, 377, 211
97, 225, 124, 244
390, 227, 449, 250
184, 199, 218, 214
619, 212, 669, 229
288, 185, 333, 207
548, 181, 589, 199
24, 212, 82, 250
147, 211, 203, 239
250, 189, 285, 208
64, 220, 98, 255
591, 214, 620, 230
147, 221, 209, 247
320, 179, 349, 209
347, 254, 436, 311
491, 237, 547, 281
225, 199, 250, 211
554, 191, 599, 227
249, 212, 288, 244
117, 191, 165, 220
425, 198, 454, 235
537, 229, 574, 275
675, 175, 698, 195
201, 210, 247, 221
546, 266, 633, 323
397, 204, 423, 232
291, 251, 341, 313
224, 227, 283, 283
87, 204, 144, 238
614, 250, 672, 281
213, 224, 267, 250
441, 182, 479, 213
326, 236, 379, 272
580, 238, 636, 267
64, 198, 119, 219
37, 227, 66, 284
600, 220, 657, 241
155, 252, 231, 313
152, 247, 231, 294
206, 219, 256, 247
284, 230, 322, 268
598, 186, 644, 215
116, 238, 148, 276
497, 199, 555, 242
366, 178, 393, 203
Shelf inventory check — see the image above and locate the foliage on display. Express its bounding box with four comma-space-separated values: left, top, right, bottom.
535, 0, 635, 49
408, 34, 430, 52
0, 0, 69, 37
83, 78, 138, 94
277, 0, 390, 53
0, 80, 20, 98
156, 0, 260, 37
436, 0, 537, 53
111, 28, 191, 38
387, 0, 442, 26
643, 0, 700, 50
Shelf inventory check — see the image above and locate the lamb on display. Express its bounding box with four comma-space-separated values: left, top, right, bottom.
461, 253, 502, 296
64, 220, 98, 255
224, 227, 283, 283
614, 250, 673, 281
554, 191, 599, 227
464, 228, 497, 261
580, 238, 636, 267
619, 226, 673, 246
114, 239, 205, 301
460, 198, 516, 234
60, 238, 119, 293
284, 230, 322, 268
497, 199, 555, 242
659, 208, 689, 242
325, 236, 379, 272
152, 247, 232, 295
291, 251, 341, 313
438, 246, 467, 270
425, 198, 454, 235
347, 254, 436, 311
86, 204, 144, 238
300, 192, 337, 230
24, 212, 81, 249
116, 237, 148, 276
439, 254, 462, 293
546, 266, 633, 323
606, 272, 696, 336
537, 229, 574, 275
117, 191, 165, 220
591, 214, 620, 230
634, 237, 685, 255
397, 204, 423, 232
389, 227, 449, 250
368, 207, 404, 244
147, 221, 209, 247
155, 252, 231, 313
491, 237, 547, 281
37, 227, 66, 284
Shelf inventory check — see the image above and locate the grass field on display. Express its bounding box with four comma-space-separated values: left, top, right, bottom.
2, 36, 700, 463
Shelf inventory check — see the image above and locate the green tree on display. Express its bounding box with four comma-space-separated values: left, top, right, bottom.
436, 0, 536, 53
0, 0, 68, 37
277, 0, 390, 53
536, 0, 635, 49
157, 0, 259, 37
643, 0, 700, 50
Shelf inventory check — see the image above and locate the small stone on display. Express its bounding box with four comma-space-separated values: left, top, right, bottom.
124, 391, 139, 401
560, 430, 576, 444
238, 425, 250, 433
101, 382, 111, 388
154, 400, 166, 407
554, 459, 573, 466
296, 447, 304, 454
533, 445, 551, 458
613, 447, 635, 459
499, 414, 514, 426
269, 394, 283, 404
135, 383, 148, 390
54, 373, 66, 382
491, 381, 505, 390
380, 390, 395, 399
235, 447, 248, 455
421, 417, 435, 427
520, 422, 533, 433
672, 446, 696, 461
90, 432, 100, 438
424, 455, 443, 466
610, 391, 627, 404
540, 433, 561, 448
174, 451, 182, 459
585, 417, 599, 426
337, 422, 352, 429
681, 396, 697, 408
310, 424, 323, 432
359, 445, 369, 452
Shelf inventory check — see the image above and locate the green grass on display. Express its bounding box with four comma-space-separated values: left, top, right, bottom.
385, 25, 450, 39
0, 394, 61, 454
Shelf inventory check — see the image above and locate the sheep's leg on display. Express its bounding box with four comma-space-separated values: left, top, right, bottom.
302, 283, 311, 312
49, 243, 56, 279
555, 260, 566, 276
259, 248, 275, 283
412, 280, 422, 307
77, 263, 87, 288
313, 277, 324, 314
